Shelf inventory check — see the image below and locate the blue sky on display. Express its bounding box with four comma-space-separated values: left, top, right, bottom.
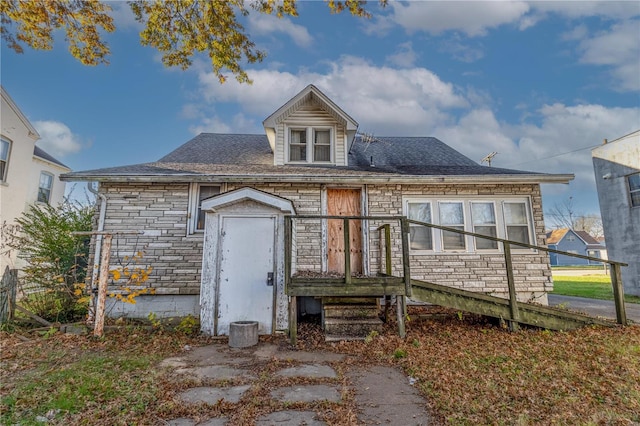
2, 1, 639, 222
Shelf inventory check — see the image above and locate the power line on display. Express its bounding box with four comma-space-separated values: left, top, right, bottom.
505, 144, 599, 167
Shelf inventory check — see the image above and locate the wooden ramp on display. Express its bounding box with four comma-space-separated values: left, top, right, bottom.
410, 279, 615, 331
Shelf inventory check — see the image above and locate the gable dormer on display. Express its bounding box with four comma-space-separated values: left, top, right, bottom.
263, 85, 358, 166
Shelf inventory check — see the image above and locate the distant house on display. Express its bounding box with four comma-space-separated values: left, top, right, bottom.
546, 228, 605, 266
61, 85, 573, 336
0, 86, 70, 271
592, 130, 640, 297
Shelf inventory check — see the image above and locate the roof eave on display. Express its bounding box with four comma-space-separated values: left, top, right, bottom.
60, 172, 575, 185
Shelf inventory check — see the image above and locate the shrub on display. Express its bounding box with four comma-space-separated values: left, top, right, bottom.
5, 201, 94, 322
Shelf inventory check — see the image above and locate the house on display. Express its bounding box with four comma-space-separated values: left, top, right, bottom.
592, 130, 640, 297
61, 85, 573, 336
545, 228, 605, 266
1, 86, 71, 271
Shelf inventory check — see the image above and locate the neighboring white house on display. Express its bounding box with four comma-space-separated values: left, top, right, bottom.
592, 130, 640, 297
1, 86, 71, 271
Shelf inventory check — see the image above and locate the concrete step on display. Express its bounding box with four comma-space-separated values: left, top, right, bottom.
324, 334, 370, 342
324, 317, 383, 338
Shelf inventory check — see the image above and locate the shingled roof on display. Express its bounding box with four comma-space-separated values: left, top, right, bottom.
61, 133, 573, 184
34, 146, 70, 170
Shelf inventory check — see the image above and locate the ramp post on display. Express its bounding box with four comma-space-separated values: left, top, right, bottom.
503, 242, 520, 331
400, 218, 411, 297
611, 264, 627, 326
396, 295, 406, 338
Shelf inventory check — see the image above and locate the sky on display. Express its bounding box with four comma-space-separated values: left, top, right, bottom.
2, 1, 639, 224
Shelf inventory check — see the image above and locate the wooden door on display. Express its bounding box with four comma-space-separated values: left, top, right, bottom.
327, 189, 363, 274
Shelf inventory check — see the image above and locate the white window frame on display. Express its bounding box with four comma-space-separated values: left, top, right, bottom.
470, 201, 499, 251
403, 196, 536, 254
406, 201, 434, 251
188, 183, 223, 234
502, 201, 534, 247
286, 126, 334, 164
0, 137, 11, 183
37, 172, 53, 204
438, 201, 467, 252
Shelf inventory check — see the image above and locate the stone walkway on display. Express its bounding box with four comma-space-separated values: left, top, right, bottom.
159, 342, 432, 425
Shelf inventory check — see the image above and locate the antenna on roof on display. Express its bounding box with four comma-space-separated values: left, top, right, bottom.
481, 151, 498, 167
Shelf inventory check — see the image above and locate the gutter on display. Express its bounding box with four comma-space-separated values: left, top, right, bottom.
61, 173, 575, 185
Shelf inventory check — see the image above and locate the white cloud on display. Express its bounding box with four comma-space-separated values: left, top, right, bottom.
33, 121, 85, 157
385, 42, 418, 68
439, 37, 484, 63
188, 113, 258, 135
530, 1, 640, 20
561, 24, 588, 41
576, 19, 640, 91
385, 1, 530, 37
247, 13, 313, 48
106, 1, 142, 30
193, 56, 468, 134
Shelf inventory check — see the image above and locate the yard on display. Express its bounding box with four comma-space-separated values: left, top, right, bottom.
2, 309, 639, 425
551, 274, 640, 304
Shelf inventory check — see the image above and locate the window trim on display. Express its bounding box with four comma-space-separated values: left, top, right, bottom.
408, 201, 434, 251
470, 201, 499, 251
404, 196, 536, 254
37, 171, 54, 204
627, 172, 640, 208
438, 201, 467, 252
0, 137, 11, 183
286, 125, 334, 164
188, 183, 223, 234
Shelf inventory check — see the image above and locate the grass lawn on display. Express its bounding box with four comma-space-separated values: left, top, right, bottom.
2, 312, 639, 425
552, 275, 640, 304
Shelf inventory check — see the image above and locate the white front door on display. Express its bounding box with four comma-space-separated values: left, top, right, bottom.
217, 216, 275, 335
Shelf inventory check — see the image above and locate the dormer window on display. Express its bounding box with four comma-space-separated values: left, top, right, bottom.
289, 129, 307, 161
288, 127, 332, 163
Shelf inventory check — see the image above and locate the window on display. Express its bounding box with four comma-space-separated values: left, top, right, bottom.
628, 173, 640, 207
567, 235, 575, 242
37, 172, 53, 203
289, 129, 307, 161
194, 185, 221, 231
313, 129, 331, 161
407, 202, 433, 250
288, 127, 332, 163
404, 197, 535, 253
0, 138, 10, 182
439, 202, 466, 250
503, 202, 531, 245
471, 202, 498, 250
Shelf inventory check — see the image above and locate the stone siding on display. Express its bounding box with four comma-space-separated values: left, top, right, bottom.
95, 181, 552, 318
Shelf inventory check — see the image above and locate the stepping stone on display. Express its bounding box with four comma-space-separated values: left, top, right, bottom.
254, 344, 344, 363
275, 364, 337, 379
177, 385, 250, 404
347, 365, 431, 425
256, 410, 326, 425
166, 418, 228, 426
166, 418, 196, 426
198, 419, 228, 426
175, 365, 255, 380
160, 357, 189, 369
270, 385, 341, 403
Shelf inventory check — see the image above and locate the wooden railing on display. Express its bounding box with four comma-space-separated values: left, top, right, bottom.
284, 215, 630, 331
